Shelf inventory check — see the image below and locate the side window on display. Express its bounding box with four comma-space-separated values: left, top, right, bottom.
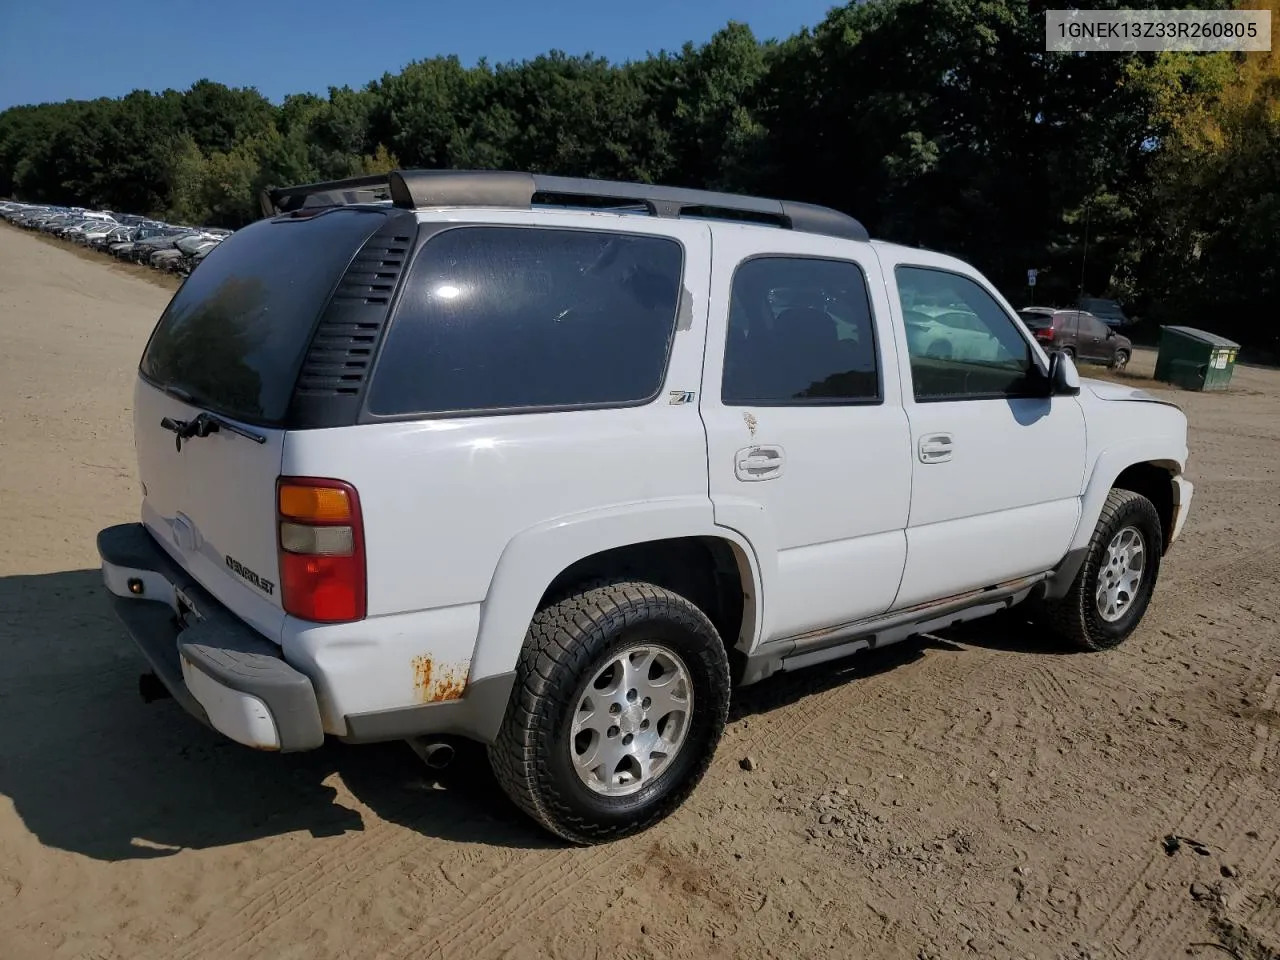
1085, 316, 1108, 338
895, 265, 1037, 402
367, 226, 684, 416
722, 257, 879, 405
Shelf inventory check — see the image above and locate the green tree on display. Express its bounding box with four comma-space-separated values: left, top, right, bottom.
0, 0, 1274, 350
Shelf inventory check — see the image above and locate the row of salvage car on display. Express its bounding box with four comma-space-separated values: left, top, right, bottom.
0, 201, 232, 276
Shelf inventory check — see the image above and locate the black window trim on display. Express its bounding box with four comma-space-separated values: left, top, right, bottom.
894, 263, 1050, 405
136, 205, 394, 429
358, 220, 689, 424
720, 252, 885, 409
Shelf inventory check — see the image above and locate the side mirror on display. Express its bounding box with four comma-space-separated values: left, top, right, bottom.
1047, 349, 1081, 396
1106, 329, 1116, 339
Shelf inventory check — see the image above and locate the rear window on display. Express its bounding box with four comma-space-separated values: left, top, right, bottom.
139, 209, 390, 425
367, 226, 684, 417
1018, 310, 1053, 329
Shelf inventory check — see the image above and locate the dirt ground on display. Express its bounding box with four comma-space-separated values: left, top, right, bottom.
1, 224, 1278, 960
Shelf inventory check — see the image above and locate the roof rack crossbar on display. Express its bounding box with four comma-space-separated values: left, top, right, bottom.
260, 169, 869, 242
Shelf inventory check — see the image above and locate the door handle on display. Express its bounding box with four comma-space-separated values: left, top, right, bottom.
735, 444, 785, 481
918, 433, 953, 463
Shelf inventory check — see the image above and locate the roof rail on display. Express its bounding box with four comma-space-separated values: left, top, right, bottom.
261, 169, 870, 242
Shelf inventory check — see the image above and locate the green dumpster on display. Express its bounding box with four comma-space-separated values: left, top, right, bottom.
1153, 326, 1240, 391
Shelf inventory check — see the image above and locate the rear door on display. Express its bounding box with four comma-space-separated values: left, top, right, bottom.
1058, 311, 1082, 354
134, 206, 399, 640
699, 230, 912, 644
1079, 314, 1111, 361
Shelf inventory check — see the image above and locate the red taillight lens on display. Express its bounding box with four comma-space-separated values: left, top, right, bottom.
277, 477, 366, 623
1034, 328, 1055, 342
280, 553, 365, 621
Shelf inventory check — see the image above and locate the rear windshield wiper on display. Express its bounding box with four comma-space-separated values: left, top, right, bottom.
160, 412, 267, 451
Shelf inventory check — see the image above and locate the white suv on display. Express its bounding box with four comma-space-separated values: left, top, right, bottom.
98, 170, 1194, 844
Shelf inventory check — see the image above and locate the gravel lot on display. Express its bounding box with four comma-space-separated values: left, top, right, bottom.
2, 224, 1278, 960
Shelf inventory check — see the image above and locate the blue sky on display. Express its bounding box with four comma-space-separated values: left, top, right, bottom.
1, 0, 839, 110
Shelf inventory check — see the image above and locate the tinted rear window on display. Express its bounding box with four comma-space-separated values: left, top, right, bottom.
367, 226, 684, 417
139, 209, 389, 425
1018, 311, 1053, 329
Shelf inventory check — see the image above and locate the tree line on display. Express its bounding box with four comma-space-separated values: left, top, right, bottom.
1, 0, 1276, 349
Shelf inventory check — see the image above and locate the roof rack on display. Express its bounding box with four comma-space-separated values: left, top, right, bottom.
260, 169, 869, 242
260, 173, 392, 218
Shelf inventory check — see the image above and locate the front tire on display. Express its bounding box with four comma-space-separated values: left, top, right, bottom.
488, 580, 731, 844
1044, 488, 1163, 651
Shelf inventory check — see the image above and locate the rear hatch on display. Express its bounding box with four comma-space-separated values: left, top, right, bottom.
1018, 310, 1055, 343
133, 207, 395, 641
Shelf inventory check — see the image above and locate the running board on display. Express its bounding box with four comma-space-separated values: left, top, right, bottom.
739, 573, 1049, 685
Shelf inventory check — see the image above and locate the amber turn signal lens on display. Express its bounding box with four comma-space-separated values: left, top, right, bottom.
278, 484, 351, 523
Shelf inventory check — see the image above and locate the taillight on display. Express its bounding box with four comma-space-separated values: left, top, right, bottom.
276, 477, 366, 622
1034, 327, 1055, 342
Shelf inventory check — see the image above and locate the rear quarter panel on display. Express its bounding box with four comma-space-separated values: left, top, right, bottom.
278, 211, 719, 720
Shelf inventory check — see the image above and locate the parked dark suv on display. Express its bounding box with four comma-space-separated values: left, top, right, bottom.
1019, 308, 1133, 371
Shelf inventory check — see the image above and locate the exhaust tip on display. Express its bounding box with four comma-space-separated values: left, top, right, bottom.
409, 738, 456, 770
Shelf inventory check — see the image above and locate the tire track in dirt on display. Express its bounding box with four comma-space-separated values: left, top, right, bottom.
1025, 662, 1081, 718
1091, 762, 1236, 948
164, 827, 425, 959
1248, 884, 1280, 943
1086, 539, 1280, 954
167, 805, 520, 960
1139, 826, 1280, 959
1248, 674, 1280, 771
373, 843, 619, 960
742, 642, 994, 768
743, 543, 1280, 792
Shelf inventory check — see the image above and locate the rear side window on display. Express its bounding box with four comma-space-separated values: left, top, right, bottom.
140, 209, 390, 425
722, 256, 880, 405
367, 226, 684, 416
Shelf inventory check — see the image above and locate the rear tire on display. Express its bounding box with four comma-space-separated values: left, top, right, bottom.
1111, 350, 1130, 372
488, 580, 730, 844
1043, 488, 1163, 651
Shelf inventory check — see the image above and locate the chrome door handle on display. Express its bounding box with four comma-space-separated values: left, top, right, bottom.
735, 444, 785, 481
918, 433, 953, 463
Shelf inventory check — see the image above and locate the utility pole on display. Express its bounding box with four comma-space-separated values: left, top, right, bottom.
1077, 198, 1091, 304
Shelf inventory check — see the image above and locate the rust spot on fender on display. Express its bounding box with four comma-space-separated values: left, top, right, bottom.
411, 655, 469, 703
742, 411, 758, 437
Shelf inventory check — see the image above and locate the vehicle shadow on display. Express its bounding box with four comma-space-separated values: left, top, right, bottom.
934, 608, 1077, 656
0, 569, 556, 861
1, 570, 1070, 862
729, 609, 1075, 721
729, 635, 948, 720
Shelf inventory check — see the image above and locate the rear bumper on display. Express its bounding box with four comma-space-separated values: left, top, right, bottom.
97, 523, 324, 752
